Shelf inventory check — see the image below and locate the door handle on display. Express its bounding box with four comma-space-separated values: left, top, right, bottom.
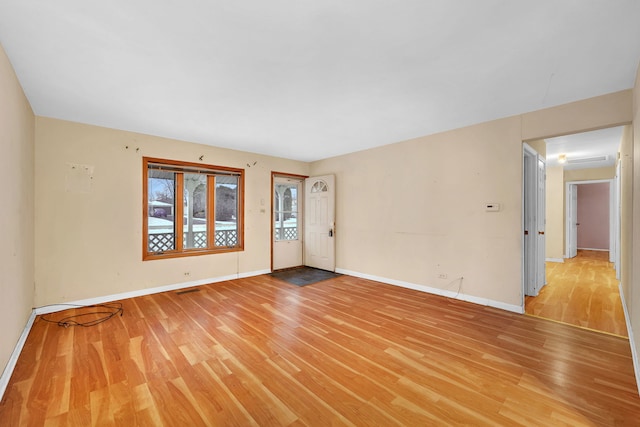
538, 231, 545, 235
329, 229, 333, 237
524, 230, 529, 235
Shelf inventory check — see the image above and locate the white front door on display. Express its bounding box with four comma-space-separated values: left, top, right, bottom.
273, 176, 303, 270
304, 175, 335, 271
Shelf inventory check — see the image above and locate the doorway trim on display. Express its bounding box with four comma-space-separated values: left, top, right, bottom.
522, 143, 546, 300
271, 172, 308, 272
564, 179, 615, 262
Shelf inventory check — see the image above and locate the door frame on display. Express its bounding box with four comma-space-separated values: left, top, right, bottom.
614, 162, 621, 279
271, 172, 308, 271
564, 179, 615, 261
566, 183, 578, 259
522, 143, 545, 299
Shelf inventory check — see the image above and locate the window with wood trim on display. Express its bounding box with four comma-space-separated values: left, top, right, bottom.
143, 157, 244, 260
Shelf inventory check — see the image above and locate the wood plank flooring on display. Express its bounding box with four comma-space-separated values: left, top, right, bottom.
1, 274, 639, 426
525, 250, 628, 337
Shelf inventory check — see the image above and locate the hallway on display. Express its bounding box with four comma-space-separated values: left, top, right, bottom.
525, 250, 628, 337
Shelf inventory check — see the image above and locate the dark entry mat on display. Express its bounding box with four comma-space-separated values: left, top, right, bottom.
270, 266, 342, 287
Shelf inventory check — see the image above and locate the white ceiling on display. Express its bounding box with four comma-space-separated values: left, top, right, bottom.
545, 126, 625, 170
1, 1, 639, 162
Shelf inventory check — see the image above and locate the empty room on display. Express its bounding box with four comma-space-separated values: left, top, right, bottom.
2, 1, 640, 425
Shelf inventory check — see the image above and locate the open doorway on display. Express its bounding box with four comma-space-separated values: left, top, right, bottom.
565, 180, 614, 261
272, 174, 305, 271
524, 126, 627, 336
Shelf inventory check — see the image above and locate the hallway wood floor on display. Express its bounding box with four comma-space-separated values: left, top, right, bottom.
525, 250, 628, 337
1, 274, 639, 426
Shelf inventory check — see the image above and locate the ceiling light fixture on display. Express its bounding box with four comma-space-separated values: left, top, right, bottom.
567, 155, 608, 164
558, 154, 567, 163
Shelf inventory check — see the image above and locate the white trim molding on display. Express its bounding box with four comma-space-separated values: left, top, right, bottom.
239, 269, 271, 279
0, 310, 36, 402
545, 258, 565, 263
35, 269, 271, 315
619, 282, 640, 396
336, 268, 524, 314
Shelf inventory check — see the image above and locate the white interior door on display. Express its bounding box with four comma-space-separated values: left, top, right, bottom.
523, 146, 535, 296
273, 176, 302, 270
614, 164, 621, 279
536, 155, 546, 287
566, 183, 578, 258
304, 175, 335, 271
610, 180, 616, 263
523, 144, 545, 297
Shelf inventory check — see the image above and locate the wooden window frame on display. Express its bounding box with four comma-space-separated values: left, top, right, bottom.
143, 157, 244, 261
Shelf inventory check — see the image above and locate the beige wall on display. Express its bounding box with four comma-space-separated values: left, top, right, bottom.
310, 91, 632, 311
545, 166, 564, 260
0, 45, 35, 377
522, 90, 632, 141
312, 117, 523, 308
34, 118, 309, 306
564, 166, 615, 182
526, 139, 546, 158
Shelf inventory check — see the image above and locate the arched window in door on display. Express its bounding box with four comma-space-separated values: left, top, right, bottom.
311, 181, 328, 193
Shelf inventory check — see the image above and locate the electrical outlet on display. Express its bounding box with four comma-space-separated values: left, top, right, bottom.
437, 273, 447, 279
184, 272, 191, 276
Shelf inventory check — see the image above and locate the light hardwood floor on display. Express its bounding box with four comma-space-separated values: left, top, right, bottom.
525, 250, 628, 337
1, 274, 639, 426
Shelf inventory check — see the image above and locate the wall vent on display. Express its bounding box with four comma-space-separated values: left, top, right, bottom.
175, 288, 201, 295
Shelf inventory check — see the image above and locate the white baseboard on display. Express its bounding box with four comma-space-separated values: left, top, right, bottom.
239, 269, 271, 279
577, 248, 609, 252
35, 269, 271, 315
0, 310, 36, 402
335, 268, 524, 314
546, 258, 565, 263
619, 282, 640, 396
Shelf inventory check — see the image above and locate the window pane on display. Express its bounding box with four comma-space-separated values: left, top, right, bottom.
183, 173, 207, 249
274, 183, 298, 241
215, 176, 238, 247
148, 170, 176, 252
144, 157, 244, 260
